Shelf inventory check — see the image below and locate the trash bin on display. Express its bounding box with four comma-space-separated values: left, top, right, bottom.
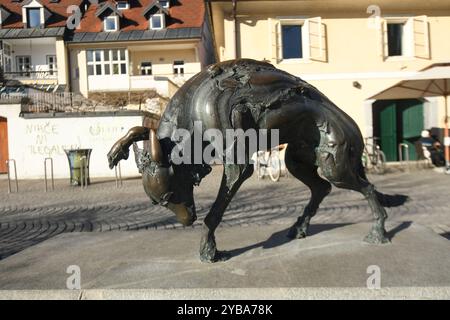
64, 149, 92, 186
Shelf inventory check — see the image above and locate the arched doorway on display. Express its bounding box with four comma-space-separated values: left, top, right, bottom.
0, 117, 8, 173
372, 99, 424, 161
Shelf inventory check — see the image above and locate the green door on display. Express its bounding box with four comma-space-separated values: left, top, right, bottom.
401, 100, 424, 161
379, 102, 397, 162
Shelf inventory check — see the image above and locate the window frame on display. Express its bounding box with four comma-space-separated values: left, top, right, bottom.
26, 7, 42, 28
46, 55, 57, 76
278, 19, 309, 63
140, 61, 152, 75
159, 0, 170, 9
382, 16, 416, 61
117, 1, 129, 10
104, 15, 119, 32
173, 60, 184, 76
150, 14, 165, 30
16, 55, 32, 77
86, 49, 128, 76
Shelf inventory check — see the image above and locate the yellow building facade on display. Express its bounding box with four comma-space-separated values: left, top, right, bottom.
209, 0, 450, 161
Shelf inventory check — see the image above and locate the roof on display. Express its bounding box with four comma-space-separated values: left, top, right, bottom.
142, 0, 169, 17
95, 1, 123, 18
0, 26, 65, 38
67, 27, 201, 43
0, 0, 84, 29
77, 0, 205, 33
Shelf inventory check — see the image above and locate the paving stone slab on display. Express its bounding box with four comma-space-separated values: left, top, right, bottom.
0, 222, 448, 297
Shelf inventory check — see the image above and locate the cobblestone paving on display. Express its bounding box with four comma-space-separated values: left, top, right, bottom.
0, 166, 449, 259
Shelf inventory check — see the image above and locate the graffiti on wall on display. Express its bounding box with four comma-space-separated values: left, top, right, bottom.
25, 121, 127, 157
26, 121, 81, 157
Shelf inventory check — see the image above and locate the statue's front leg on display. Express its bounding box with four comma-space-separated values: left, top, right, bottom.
200, 164, 253, 263
108, 126, 150, 168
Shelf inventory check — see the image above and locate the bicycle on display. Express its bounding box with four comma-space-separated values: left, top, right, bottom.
254, 145, 287, 182
362, 137, 386, 174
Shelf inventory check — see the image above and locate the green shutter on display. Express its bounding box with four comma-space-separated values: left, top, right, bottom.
379, 102, 397, 162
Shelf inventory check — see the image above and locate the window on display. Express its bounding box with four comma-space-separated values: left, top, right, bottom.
26, 8, 41, 28
87, 49, 127, 76
159, 0, 170, 8
2, 42, 12, 72
16, 56, 31, 77
117, 1, 129, 10
382, 16, 429, 60
387, 23, 404, 56
104, 16, 118, 32
46, 55, 57, 76
173, 61, 184, 76
140, 62, 152, 75
271, 17, 326, 63
281, 25, 303, 59
150, 14, 165, 30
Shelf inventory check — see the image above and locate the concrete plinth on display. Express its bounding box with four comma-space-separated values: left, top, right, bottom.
0, 222, 449, 299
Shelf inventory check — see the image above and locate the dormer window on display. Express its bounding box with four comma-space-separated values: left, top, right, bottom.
104, 15, 119, 32
26, 8, 41, 28
150, 14, 165, 30
117, 2, 129, 10
159, 1, 170, 9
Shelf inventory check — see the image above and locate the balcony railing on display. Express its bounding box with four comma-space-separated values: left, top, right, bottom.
4, 70, 58, 80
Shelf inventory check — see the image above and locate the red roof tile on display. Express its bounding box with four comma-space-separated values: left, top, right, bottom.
77, 0, 205, 32
0, 0, 205, 32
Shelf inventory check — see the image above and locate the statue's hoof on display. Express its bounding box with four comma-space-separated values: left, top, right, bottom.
287, 226, 307, 239
363, 232, 390, 244
200, 250, 231, 263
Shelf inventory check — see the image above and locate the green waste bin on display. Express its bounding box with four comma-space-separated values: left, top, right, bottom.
64, 149, 92, 186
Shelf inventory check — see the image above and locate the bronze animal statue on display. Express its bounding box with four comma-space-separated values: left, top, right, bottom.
108, 59, 406, 263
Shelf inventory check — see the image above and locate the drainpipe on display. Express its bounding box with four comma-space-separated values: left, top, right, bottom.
232, 0, 238, 59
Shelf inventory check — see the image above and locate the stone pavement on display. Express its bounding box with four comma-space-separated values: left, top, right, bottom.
0, 166, 449, 260
0, 222, 449, 299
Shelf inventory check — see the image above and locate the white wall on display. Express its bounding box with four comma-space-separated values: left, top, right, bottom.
0, 105, 144, 180
12, 39, 57, 72
88, 75, 130, 91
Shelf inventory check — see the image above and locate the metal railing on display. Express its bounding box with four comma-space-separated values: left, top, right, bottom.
4, 70, 58, 80
44, 157, 54, 192
398, 143, 410, 171
80, 156, 88, 189
6, 159, 18, 193
115, 162, 123, 188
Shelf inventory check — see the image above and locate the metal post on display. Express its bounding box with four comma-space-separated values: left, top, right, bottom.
6, 159, 18, 193
444, 93, 449, 174
398, 143, 410, 171
115, 162, 123, 188
44, 157, 54, 192
80, 156, 88, 189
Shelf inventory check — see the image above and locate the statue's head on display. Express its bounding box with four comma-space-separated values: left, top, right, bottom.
139, 130, 197, 227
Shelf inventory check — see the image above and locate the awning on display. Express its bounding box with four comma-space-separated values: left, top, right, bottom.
370, 63, 450, 100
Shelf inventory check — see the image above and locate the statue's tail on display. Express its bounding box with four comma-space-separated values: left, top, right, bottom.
375, 191, 409, 208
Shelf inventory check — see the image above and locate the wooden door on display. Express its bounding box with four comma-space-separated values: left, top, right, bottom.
0, 117, 8, 173
400, 99, 424, 161
379, 102, 398, 161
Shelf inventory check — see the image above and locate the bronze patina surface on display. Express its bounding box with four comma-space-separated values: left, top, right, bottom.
108, 59, 406, 263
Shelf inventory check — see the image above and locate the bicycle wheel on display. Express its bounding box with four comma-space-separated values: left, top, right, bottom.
268, 153, 281, 182
373, 150, 386, 174
255, 152, 265, 179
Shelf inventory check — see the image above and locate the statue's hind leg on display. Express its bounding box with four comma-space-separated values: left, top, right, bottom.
285, 145, 332, 239
327, 167, 389, 244
359, 182, 390, 244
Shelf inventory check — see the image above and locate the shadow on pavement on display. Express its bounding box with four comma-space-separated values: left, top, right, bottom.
386, 221, 412, 241
226, 223, 352, 260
